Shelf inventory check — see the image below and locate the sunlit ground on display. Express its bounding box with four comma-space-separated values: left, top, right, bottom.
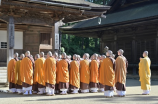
0, 79, 158, 104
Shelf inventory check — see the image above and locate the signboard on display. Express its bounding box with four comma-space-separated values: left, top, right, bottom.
54, 33, 59, 49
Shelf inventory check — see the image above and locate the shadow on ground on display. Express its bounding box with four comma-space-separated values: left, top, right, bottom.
25, 94, 158, 103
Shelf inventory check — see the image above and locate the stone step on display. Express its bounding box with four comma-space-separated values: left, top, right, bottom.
0, 70, 7, 73
0, 76, 7, 79
0, 73, 7, 76
0, 79, 7, 83
0, 67, 7, 70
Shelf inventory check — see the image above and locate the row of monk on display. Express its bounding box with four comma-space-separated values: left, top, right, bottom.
7, 49, 151, 97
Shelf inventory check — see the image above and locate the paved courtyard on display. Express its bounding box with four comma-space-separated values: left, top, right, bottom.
0, 79, 158, 104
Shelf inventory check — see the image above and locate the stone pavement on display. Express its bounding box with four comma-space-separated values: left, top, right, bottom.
0, 79, 158, 104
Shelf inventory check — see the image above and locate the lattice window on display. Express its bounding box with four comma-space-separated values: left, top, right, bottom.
1, 42, 7, 48
40, 33, 51, 45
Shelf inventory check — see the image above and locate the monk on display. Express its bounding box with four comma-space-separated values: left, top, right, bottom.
58, 52, 69, 95
139, 51, 151, 95
115, 49, 128, 97
44, 51, 56, 96
33, 53, 46, 94
112, 54, 116, 59
8, 53, 19, 93
102, 50, 115, 97
54, 52, 60, 94
89, 54, 99, 93
98, 55, 106, 92
33, 54, 40, 94
80, 53, 90, 93
77, 55, 81, 65
15, 54, 25, 94
21, 51, 34, 95
69, 54, 80, 94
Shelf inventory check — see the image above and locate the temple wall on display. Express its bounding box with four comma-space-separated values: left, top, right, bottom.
0, 30, 23, 49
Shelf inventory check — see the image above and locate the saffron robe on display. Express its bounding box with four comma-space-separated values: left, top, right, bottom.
15, 60, 22, 88
59, 59, 69, 89
20, 57, 34, 86
34, 58, 45, 87
103, 57, 115, 91
139, 56, 151, 90
69, 60, 80, 89
44, 57, 56, 88
80, 60, 90, 89
99, 60, 104, 88
89, 60, 99, 88
115, 55, 128, 91
8, 58, 18, 88
56, 60, 60, 85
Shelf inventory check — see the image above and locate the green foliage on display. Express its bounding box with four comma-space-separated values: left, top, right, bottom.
61, 0, 107, 56
61, 35, 100, 56
60, 47, 65, 53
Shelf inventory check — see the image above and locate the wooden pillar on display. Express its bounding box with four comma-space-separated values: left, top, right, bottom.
52, 26, 55, 52
6, 16, 15, 86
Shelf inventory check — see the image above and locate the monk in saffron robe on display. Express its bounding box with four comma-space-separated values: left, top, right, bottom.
21, 51, 34, 95
15, 54, 25, 94
89, 54, 99, 93
77, 55, 81, 65
44, 51, 56, 96
69, 54, 80, 94
103, 50, 115, 97
58, 52, 69, 95
8, 53, 19, 93
33, 54, 40, 94
80, 53, 90, 93
139, 51, 151, 95
115, 49, 128, 97
33, 53, 46, 95
98, 55, 106, 92
53, 52, 60, 94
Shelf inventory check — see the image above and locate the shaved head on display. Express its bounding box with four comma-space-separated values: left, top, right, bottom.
143, 51, 148, 57
47, 51, 52, 57
93, 53, 98, 60
102, 55, 106, 59
77, 55, 81, 60
40, 52, 44, 57
84, 53, 89, 60
73, 54, 77, 60
106, 50, 113, 57
20, 54, 25, 59
112, 54, 115, 58
35, 54, 40, 59
53, 52, 58, 58
62, 52, 67, 58
118, 49, 124, 55
25, 51, 30, 57
14, 52, 19, 58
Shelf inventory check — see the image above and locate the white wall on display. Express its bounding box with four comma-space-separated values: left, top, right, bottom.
0, 30, 23, 49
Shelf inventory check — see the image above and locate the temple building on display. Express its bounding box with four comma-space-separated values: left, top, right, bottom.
0, 0, 110, 83
60, 0, 158, 74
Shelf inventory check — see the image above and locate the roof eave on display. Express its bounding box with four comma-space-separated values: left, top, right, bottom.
16, 0, 110, 10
